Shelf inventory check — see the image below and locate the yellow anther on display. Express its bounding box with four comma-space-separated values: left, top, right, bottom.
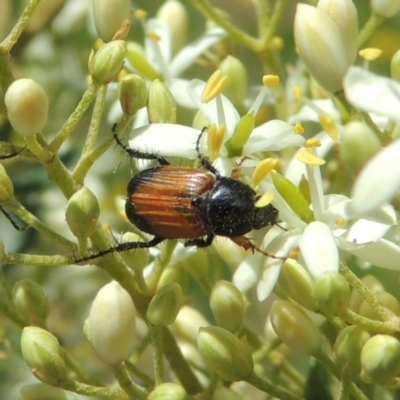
336, 217, 346, 227
297, 149, 325, 166
292, 86, 302, 102
207, 124, 226, 161
201, 70, 227, 103
147, 30, 161, 41
262, 75, 280, 87
359, 48, 382, 61
135, 9, 148, 20
272, 37, 284, 51
304, 138, 321, 148
252, 158, 278, 186
94, 38, 104, 50
294, 122, 304, 135
319, 113, 338, 140
255, 192, 274, 208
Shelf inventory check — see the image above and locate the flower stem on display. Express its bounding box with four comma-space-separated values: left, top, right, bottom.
150, 325, 165, 385
110, 362, 148, 400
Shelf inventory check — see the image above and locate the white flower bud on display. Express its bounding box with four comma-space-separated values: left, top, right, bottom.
88, 281, 136, 364
371, 0, 400, 18
5, 79, 48, 136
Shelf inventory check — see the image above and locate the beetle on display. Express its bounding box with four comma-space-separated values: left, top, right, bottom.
83, 125, 283, 261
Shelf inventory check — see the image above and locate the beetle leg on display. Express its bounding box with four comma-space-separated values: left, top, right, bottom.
77, 236, 165, 263
112, 124, 170, 166
184, 234, 214, 248
195, 127, 220, 176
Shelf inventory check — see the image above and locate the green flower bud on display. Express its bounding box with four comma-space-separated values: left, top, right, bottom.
0, 163, 14, 202
157, 0, 188, 55
88, 281, 136, 364
172, 306, 209, 344
65, 187, 100, 239
225, 114, 255, 158
278, 259, 315, 311
5, 79, 49, 136
118, 73, 148, 115
89, 40, 127, 84
391, 49, 400, 82
361, 334, 400, 385
371, 0, 400, 17
198, 326, 253, 381
147, 79, 176, 123
333, 325, 370, 374
359, 291, 400, 320
270, 300, 321, 355
157, 264, 187, 291
119, 232, 150, 270
146, 283, 183, 326
210, 280, 245, 332
12, 279, 49, 326
272, 172, 314, 223
20, 383, 78, 400
126, 42, 162, 81
219, 56, 247, 106
93, 0, 131, 42
21, 326, 66, 385
148, 382, 188, 400
181, 249, 209, 281
341, 121, 381, 175
312, 272, 350, 316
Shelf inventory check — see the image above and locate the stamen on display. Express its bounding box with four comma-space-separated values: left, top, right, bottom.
201, 70, 227, 103
319, 113, 338, 140
297, 149, 325, 166
262, 75, 280, 87
294, 122, 304, 135
207, 124, 226, 161
252, 158, 278, 186
255, 192, 274, 208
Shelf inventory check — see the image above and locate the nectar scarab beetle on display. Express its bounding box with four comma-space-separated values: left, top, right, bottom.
81, 125, 284, 261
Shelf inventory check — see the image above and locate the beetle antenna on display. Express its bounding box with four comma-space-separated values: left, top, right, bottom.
195, 127, 220, 176
0, 206, 28, 231
0, 145, 26, 160
229, 236, 286, 261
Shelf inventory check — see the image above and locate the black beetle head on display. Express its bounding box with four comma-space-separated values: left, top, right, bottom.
253, 204, 279, 230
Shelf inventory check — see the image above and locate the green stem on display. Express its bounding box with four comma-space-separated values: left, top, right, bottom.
188, 0, 261, 52
341, 263, 397, 322
358, 13, 385, 48
4, 253, 72, 267
337, 370, 352, 400
259, 0, 289, 45
5, 197, 77, 250
1, 0, 43, 52
50, 83, 98, 153
125, 360, 155, 387
150, 325, 165, 385
62, 378, 129, 400
63, 351, 103, 386
246, 372, 303, 400
110, 362, 148, 400
342, 309, 399, 334
0, 47, 15, 110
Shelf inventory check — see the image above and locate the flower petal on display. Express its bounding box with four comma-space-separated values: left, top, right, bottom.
298, 221, 339, 277
350, 138, 400, 215
344, 67, 400, 122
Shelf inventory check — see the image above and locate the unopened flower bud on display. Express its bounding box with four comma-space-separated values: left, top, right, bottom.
5, 79, 48, 136
126, 42, 161, 81
198, 326, 253, 381
210, 280, 245, 332
172, 306, 209, 344
0, 163, 14, 202
361, 334, 400, 385
89, 40, 127, 84
12, 280, 49, 326
218, 56, 247, 106
391, 49, 400, 81
359, 291, 400, 320
294, 1, 357, 93
20, 383, 78, 400
65, 187, 99, 239
118, 73, 148, 115
88, 281, 136, 364
278, 259, 315, 311
146, 283, 183, 326
93, 0, 131, 42
21, 326, 66, 385
341, 121, 381, 175
157, 0, 188, 54
272, 172, 314, 223
333, 325, 370, 374
148, 382, 188, 400
312, 271, 350, 315
147, 80, 176, 123
270, 300, 321, 355
371, 0, 400, 18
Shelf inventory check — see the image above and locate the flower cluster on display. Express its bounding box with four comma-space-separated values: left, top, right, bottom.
1, 0, 400, 399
